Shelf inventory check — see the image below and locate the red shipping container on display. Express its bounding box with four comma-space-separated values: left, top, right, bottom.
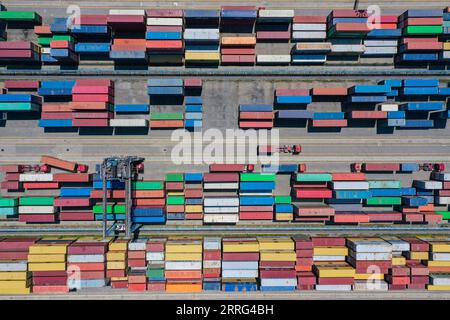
90, 189, 125, 199
363, 163, 400, 172
41, 155, 77, 172
5, 173, 20, 181
146, 26, 183, 32
295, 189, 332, 199
259, 261, 295, 268
410, 276, 428, 284
23, 182, 59, 189
260, 270, 296, 278
69, 263, 105, 272
401, 237, 429, 252
402, 42, 443, 51
1, 181, 20, 190
367, 212, 403, 222
111, 281, 128, 289
239, 205, 273, 212
221, 55, 255, 64
42, 104, 74, 112
276, 88, 310, 96
256, 31, 290, 40
444, 181, 450, 189
107, 270, 126, 278
0, 252, 28, 260
293, 16, 327, 23
75, 79, 113, 87
128, 274, 147, 284
4, 80, 40, 89
33, 277, 67, 286
295, 206, 334, 216
165, 182, 184, 190
146, 9, 183, 17
403, 213, 424, 223
128, 283, 147, 291
311, 119, 348, 127
221, 48, 255, 55
50, 40, 71, 49
334, 23, 370, 32
133, 199, 165, 206
333, 213, 370, 223
331, 172, 366, 181
146, 243, 164, 252
0, 164, 22, 173
78, 14, 109, 25
53, 173, 90, 182
72, 94, 113, 103
147, 282, 165, 291
203, 251, 221, 260
78, 271, 106, 280
72, 119, 109, 127
72, 112, 112, 119
128, 259, 146, 268
41, 112, 73, 120
72, 86, 113, 95
59, 212, 95, 222
183, 78, 202, 88
33, 286, 69, 294
0, 41, 35, 50
240, 112, 273, 120
294, 239, 313, 250
296, 257, 313, 265
386, 275, 410, 285
407, 262, 429, 276
317, 277, 354, 285
166, 205, 184, 213
239, 211, 273, 220
390, 266, 410, 276
311, 87, 348, 96
222, 252, 259, 261
19, 214, 55, 223
34, 25, 52, 35
204, 173, 239, 182
184, 189, 203, 198
350, 111, 387, 119
0, 50, 34, 58
423, 212, 442, 223
146, 40, 183, 50
403, 17, 443, 26
54, 198, 91, 207
68, 244, 107, 255
0, 238, 38, 251
128, 251, 145, 259
239, 121, 273, 128
312, 237, 346, 246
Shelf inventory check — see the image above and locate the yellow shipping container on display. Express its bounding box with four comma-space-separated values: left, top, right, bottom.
27, 254, 66, 263
258, 238, 294, 251
165, 252, 202, 261
275, 213, 293, 221
185, 52, 220, 61
0, 281, 30, 294
109, 242, 128, 251
29, 244, 68, 255
409, 251, 429, 260
354, 273, 384, 280
106, 261, 126, 270
260, 251, 296, 262
185, 205, 203, 213
166, 244, 202, 253
392, 256, 406, 266
28, 262, 66, 272
167, 192, 184, 196
316, 266, 355, 278
426, 261, 450, 267
221, 36, 256, 46
111, 277, 128, 281
313, 247, 348, 256
106, 252, 126, 261
430, 243, 450, 253
427, 285, 450, 291
443, 43, 450, 51
222, 242, 259, 253
0, 272, 29, 281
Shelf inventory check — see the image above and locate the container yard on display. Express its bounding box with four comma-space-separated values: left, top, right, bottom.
0, 0, 449, 307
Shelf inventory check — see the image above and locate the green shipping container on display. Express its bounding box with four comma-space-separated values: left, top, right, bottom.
147, 268, 164, 278
404, 25, 443, 35
240, 173, 276, 182
166, 173, 184, 182
366, 197, 401, 206
296, 173, 332, 182
151, 112, 184, 120
0, 11, 41, 22
436, 211, 450, 220
0, 103, 40, 112
367, 181, 401, 189
20, 197, 54, 206
93, 205, 126, 214
0, 198, 18, 207
132, 181, 164, 190
0, 207, 18, 216
167, 196, 184, 205
275, 196, 291, 204
53, 35, 74, 41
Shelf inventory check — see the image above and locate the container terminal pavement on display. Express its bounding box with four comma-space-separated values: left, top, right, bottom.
1, 1, 450, 300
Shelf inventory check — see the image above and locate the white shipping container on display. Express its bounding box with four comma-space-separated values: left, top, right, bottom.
109, 9, 145, 15
431, 253, 450, 261
110, 119, 148, 127
165, 261, 202, 270
203, 260, 221, 268
0, 262, 28, 271
347, 240, 392, 253
414, 180, 443, 190
203, 237, 221, 250
442, 51, 450, 59
203, 182, 239, 190
292, 24, 326, 31
18, 206, 56, 214
430, 274, 450, 285
204, 206, 239, 214
363, 46, 397, 55
384, 239, 410, 252
146, 252, 164, 261
315, 284, 352, 291
222, 261, 258, 270
292, 31, 327, 40
204, 197, 239, 207
184, 29, 220, 41
256, 54, 291, 64
239, 192, 273, 196
260, 278, 297, 287
19, 173, 53, 182
330, 181, 369, 190
435, 196, 450, 205
67, 255, 105, 263
128, 241, 146, 251
379, 104, 399, 111
331, 44, 365, 54
353, 280, 388, 291
313, 255, 346, 262
292, 56, 326, 64
203, 214, 239, 224
364, 40, 398, 47
258, 9, 294, 18
349, 251, 392, 261
146, 18, 183, 26
222, 269, 258, 278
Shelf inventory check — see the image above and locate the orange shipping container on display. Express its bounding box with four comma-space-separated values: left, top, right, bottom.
166, 282, 202, 293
